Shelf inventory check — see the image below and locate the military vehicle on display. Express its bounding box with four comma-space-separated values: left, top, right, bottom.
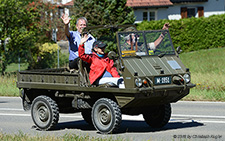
17, 27, 195, 134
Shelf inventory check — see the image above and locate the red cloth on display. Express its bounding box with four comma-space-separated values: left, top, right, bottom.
79, 44, 120, 84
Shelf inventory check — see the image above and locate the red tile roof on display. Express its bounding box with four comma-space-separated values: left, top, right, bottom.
63, 1, 73, 6
59, 0, 173, 8
126, 0, 173, 8
57, 0, 74, 7
57, 1, 73, 7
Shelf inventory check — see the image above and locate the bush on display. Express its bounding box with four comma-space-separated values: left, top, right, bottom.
137, 14, 225, 52
31, 43, 68, 69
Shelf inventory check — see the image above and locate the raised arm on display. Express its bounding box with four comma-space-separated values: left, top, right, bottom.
153, 23, 170, 48
78, 34, 92, 63
61, 13, 71, 39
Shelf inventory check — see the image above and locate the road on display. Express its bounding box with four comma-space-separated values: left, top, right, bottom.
0, 97, 225, 140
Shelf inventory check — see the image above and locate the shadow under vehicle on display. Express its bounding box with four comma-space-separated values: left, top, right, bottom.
17, 27, 195, 134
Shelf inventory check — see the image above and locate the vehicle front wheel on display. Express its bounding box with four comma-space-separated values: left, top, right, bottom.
92, 98, 122, 134
143, 103, 171, 128
31, 95, 59, 130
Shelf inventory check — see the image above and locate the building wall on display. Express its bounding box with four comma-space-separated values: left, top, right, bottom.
133, 0, 225, 22
134, 7, 170, 23
168, 0, 225, 20
61, 0, 71, 4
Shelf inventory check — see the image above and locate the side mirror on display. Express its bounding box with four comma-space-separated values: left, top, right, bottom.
176, 46, 182, 54
108, 51, 117, 61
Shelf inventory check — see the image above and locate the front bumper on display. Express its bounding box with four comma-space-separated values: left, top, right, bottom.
138, 83, 196, 92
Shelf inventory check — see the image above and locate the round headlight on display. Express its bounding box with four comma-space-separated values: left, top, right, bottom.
183, 74, 190, 83
135, 78, 142, 87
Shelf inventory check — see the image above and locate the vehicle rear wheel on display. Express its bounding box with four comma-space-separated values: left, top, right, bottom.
81, 109, 93, 125
143, 103, 171, 128
92, 98, 122, 134
31, 95, 59, 130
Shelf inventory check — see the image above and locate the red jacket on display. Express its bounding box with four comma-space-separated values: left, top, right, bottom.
78, 44, 120, 84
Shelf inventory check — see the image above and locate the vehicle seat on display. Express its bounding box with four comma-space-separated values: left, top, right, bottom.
108, 51, 122, 76
79, 60, 91, 86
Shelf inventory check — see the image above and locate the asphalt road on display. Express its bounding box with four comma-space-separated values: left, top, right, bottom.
0, 97, 225, 140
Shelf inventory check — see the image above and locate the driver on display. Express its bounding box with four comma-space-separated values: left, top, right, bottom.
122, 33, 144, 51
122, 23, 170, 51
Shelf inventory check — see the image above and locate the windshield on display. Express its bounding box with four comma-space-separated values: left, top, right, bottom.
118, 30, 175, 58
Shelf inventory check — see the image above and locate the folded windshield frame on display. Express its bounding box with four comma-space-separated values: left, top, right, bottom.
117, 30, 175, 58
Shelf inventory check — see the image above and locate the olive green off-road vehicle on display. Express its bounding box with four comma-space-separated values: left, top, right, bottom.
17, 28, 195, 134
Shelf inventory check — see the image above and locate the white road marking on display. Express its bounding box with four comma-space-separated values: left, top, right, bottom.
170, 119, 225, 124
0, 108, 23, 111
196, 120, 225, 124
1, 111, 225, 124
176, 101, 225, 104
0, 113, 30, 117
0, 97, 20, 99
172, 114, 225, 119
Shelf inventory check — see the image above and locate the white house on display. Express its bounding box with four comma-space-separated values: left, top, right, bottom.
126, 0, 225, 23
43, 0, 71, 17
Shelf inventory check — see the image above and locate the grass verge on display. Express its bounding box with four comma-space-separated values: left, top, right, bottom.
183, 88, 225, 101
0, 74, 18, 96
0, 132, 125, 141
180, 47, 225, 101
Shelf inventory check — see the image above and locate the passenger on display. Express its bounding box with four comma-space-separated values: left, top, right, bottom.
78, 35, 124, 88
148, 23, 170, 50
61, 13, 95, 70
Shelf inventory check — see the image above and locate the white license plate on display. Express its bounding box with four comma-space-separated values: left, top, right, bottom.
154, 76, 171, 85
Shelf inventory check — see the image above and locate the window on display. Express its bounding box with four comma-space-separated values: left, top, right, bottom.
143, 11, 156, 21
149, 12, 155, 21
143, 12, 148, 21
187, 8, 195, 18
181, 7, 204, 18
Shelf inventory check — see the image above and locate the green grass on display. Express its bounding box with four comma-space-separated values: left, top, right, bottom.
0, 74, 19, 96
180, 47, 225, 74
180, 47, 225, 101
5, 63, 28, 73
0, 132, 125, 141
0, 63, 27, 96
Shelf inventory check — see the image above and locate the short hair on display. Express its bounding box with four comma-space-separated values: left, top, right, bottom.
124, 35, 130, 41
124, 33, 135, 41
76, 17, 88, 25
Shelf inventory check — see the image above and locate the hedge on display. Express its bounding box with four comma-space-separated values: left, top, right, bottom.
136, 14, 225, 52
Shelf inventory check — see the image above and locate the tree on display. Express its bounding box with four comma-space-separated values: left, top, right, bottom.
0, 0, 62, 74
71, 0, 135, 26
25, 0, 62, 69
70, 0, 135, 52
0, 0, 33, 74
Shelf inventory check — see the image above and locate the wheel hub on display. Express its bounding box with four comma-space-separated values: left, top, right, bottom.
99, 108, 111, 125
38, 106, 49, 122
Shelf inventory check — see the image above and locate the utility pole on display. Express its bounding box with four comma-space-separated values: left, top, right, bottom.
52, 28, 59, 68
